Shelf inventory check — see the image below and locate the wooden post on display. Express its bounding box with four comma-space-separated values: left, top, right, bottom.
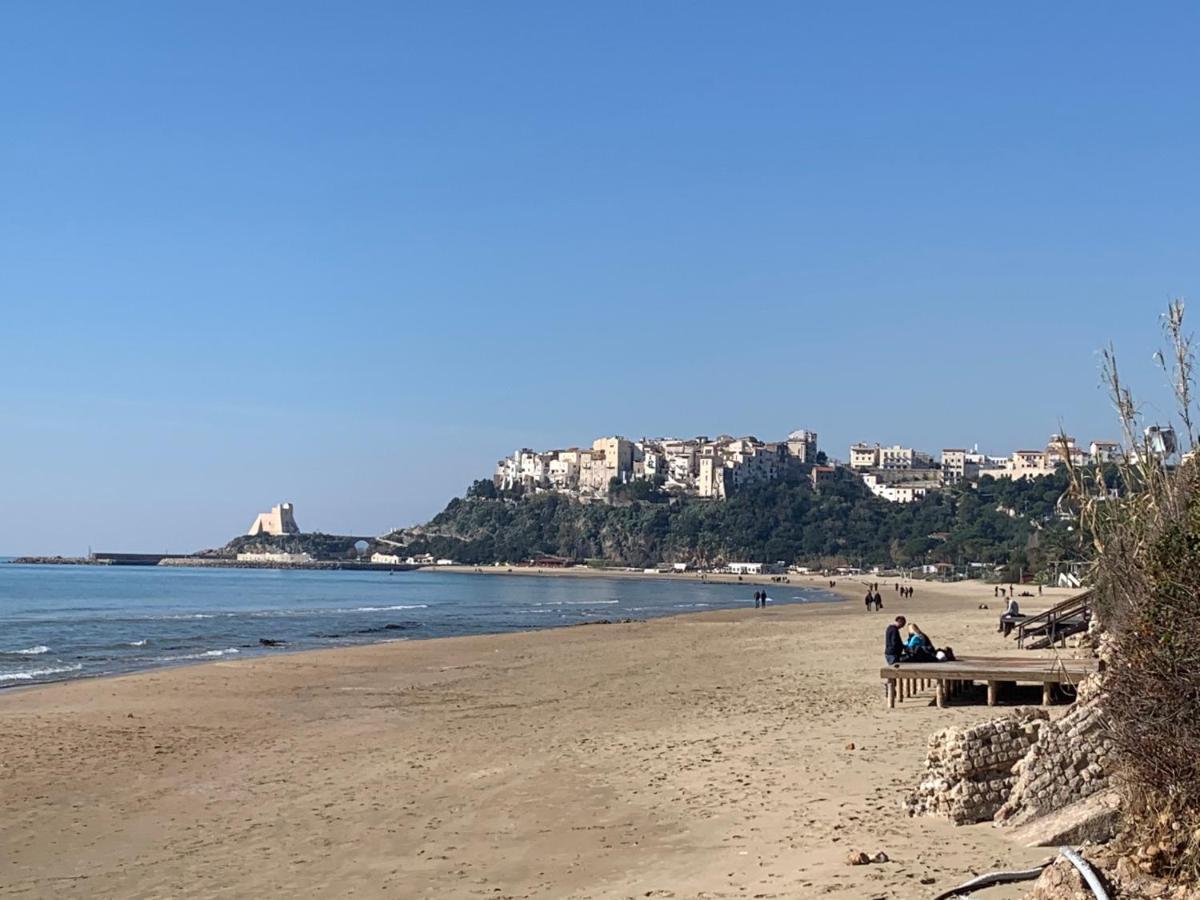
887, 680, 896, 709
987, 681, 998, 706
935, 679, 945, 708
1042, 682, 1052, 706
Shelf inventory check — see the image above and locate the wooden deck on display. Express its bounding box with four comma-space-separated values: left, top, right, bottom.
879, 655, 1099, 709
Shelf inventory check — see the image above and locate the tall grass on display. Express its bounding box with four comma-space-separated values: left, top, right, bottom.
1069, 300, 1200, 881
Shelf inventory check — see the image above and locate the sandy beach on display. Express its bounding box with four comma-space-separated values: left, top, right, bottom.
0, 577, 1082, 899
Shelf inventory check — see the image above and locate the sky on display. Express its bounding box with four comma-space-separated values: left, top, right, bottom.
1, 2, 1198, 555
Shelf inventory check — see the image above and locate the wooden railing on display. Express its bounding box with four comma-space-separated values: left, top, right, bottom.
1014, 590, 1092, 649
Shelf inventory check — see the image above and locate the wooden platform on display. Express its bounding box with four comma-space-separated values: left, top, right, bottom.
879, 655, 1099, 709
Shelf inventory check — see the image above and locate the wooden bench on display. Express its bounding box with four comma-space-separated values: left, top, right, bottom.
879, 655, 1099, 709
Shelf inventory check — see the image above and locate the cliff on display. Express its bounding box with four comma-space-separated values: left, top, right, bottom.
387, 467, 1072, 569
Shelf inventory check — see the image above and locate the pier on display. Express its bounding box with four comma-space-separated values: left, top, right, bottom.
880, 655, 1099, 709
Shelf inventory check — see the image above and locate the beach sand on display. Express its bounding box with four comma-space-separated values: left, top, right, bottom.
0, 577, 1081, 898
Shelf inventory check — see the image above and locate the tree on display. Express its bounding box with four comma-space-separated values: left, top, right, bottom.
466, 479, 498, 500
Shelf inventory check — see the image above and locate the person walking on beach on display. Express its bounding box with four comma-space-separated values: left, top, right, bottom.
874, 590, 884, 611
864, 589, 873, 612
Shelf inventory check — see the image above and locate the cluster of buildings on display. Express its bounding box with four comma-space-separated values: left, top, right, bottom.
848, 436, 1121, 503
489, 426, 1126, 506
494, 430, 819, 500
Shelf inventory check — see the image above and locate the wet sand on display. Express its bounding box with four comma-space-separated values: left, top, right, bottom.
0, 577, 1078, 898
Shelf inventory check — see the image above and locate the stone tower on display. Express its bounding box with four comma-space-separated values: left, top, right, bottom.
247, 502, 301, 536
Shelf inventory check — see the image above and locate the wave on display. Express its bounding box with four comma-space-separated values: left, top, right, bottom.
345, 605, 428, 613
532, 600, 619, 607
122, 639, 148, 647
3, 645, 50, 656
154, 648, 240, 662
0, 663, 83, 683
145, 605, 430, 620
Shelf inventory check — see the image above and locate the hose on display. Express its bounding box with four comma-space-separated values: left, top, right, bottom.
932, 847, 1110, 899
1059, 846, 1111, 900
931, 864, 1048, 899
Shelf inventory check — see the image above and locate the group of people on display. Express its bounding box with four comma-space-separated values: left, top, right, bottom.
895, 583, 915, 599
753, 590, 769, 608
884, 615, 954, 664
863, 587, 884, 611
993, 584, 1043, 599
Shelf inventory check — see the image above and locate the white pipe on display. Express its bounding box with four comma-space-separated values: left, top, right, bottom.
1059, 847, 1111, 900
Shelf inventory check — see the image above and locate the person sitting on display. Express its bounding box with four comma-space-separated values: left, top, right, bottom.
998, 597, 1024, 636
905, 623, 936, 662
884, 615, 907, 665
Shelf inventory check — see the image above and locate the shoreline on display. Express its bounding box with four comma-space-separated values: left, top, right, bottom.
0, 577, 846, 695
0, 578, 1081, 897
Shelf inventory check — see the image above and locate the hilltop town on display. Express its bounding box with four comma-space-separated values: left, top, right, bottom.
493, 430, 1122, 504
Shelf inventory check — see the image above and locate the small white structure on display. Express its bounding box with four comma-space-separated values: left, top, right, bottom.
237, 551, 311, 564
727, 562, 762, 575
247, 502, 300, 536
371, 552, 403, 565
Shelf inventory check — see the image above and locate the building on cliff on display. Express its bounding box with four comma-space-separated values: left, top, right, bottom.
247, 502, 300, 536
493, 429, 812, 501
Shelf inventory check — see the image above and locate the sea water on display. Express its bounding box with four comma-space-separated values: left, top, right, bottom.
0, 563, 838, 687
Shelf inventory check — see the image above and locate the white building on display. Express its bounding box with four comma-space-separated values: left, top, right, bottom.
861, 473, 937, 503
727, 562, 762, 575
1089, 440, 1121, 464
237, 550, 311, 564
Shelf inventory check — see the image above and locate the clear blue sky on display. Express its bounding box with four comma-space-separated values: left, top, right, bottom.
1, 3, 1196, 555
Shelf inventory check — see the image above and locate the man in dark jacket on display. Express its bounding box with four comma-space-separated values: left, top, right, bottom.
884, 615, 907, 665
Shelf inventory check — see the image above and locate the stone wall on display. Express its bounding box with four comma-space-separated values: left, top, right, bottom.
904, 709, 1049, 824
994, 675, 1113, 825
906, 663, 1117, 830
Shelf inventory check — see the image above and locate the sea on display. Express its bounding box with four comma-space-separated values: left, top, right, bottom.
0, 562, 839, 688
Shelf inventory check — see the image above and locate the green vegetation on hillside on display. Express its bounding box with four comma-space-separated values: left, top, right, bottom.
391, 465, 1095, 575
212, 533, 380, 560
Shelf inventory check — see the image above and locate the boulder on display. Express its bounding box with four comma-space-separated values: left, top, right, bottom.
1006, 789, 1120, 847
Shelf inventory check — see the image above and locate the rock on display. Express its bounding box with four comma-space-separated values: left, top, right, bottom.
1006, 789, 1120, 847
846, 742, 856, 751
846, 851, 870, 866
258, 638, 287, 647
1023, 858, 1089, 900
871, 851, 889, 863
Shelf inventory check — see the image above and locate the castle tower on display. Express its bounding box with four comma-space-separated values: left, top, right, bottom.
247, 502, 301, 536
